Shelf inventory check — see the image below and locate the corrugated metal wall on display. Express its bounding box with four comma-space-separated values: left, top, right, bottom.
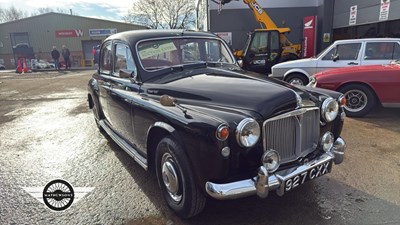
333, 0, 400, 28
0, 13, 146, 68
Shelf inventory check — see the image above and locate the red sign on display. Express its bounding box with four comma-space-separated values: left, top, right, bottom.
302, 16, 317, 58
55, 30, 84, 38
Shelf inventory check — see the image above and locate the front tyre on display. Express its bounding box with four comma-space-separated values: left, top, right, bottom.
155, 136, 206, 218
339, 84, 376, 117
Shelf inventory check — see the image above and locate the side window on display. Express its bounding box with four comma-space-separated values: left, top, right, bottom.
113, 44, 137, 77
394, 43, 400, 59
365, 42, 395, 60
322, 47, 337, 60
100, 43, 112, 74
336, 43, 361, 60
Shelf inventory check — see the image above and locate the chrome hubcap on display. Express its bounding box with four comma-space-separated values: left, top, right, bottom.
161, 153, 182, 202
344, 90, 367, 112
289, 78, 304, 86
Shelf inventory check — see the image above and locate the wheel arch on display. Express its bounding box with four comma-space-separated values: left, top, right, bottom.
283, 70, 310, 84
337, 82, 381, 105
146, 122, 185, 172
88, 94, 94, 109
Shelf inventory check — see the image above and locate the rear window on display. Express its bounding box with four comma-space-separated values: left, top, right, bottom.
365, 42, 398, 60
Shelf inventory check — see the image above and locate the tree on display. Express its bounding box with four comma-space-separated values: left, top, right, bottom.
0, 6, 28, 23
31, 7, 77, 16
123, 0, 195, 29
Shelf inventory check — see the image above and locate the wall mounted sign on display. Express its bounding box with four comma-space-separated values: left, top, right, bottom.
89, 29, 117, 37
349, 5, 357, 25
379, 0, 390, 21
55, 30, 84, 38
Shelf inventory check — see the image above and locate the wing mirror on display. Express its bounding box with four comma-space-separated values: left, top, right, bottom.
237, 59, 244, 67
332, 54, 339, 62
160, 95, 176, 107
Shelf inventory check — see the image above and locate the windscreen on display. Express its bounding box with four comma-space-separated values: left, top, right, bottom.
137, 38, 235, 70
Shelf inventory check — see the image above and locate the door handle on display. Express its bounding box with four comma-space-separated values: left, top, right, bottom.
348, 62, 358, 65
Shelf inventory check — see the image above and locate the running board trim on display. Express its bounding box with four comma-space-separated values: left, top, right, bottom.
99, 120, 148, 170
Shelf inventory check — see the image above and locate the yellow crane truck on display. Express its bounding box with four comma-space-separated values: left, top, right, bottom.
217, 0, 302, 74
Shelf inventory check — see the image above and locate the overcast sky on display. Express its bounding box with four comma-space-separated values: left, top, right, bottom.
0, 0, 135, 22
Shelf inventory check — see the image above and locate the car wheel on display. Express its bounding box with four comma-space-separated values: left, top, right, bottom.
339, 84, 376, 117
155, 136, 206, 218
285, 73, 308, 86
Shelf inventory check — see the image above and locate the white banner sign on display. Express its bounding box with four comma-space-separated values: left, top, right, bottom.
349, 5, 357, 25
214, 32, 232, 46
379, 0, 390, 21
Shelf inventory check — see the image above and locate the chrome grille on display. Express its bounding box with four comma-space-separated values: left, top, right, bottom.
263, 108, 320, 163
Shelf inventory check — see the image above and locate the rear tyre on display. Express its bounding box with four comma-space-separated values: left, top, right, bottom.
155, 136, 206, 218
285, 73, 308, 86
338, 84, 376, 117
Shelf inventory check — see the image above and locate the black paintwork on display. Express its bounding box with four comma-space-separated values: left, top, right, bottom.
88, 30, 344, 189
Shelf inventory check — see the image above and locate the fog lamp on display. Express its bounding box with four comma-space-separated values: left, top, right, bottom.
320, 132, 334, 152
262, 150, 280, 173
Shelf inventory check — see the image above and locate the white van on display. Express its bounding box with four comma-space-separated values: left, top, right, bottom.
271, 38, 400, 85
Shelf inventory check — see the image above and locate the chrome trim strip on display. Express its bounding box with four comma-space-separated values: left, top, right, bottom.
99, 120, 148, 170
263, 107, 319, 124
382, 103, 400, 108
205, 152, 335, 200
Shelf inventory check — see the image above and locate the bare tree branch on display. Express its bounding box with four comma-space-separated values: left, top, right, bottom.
123, 0, 195, 29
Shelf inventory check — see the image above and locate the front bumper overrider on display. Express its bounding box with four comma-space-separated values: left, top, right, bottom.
206, 137, 346, 200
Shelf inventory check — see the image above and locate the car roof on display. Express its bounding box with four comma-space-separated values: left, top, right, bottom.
105, 29, 219, 45
333, 38, 400, 44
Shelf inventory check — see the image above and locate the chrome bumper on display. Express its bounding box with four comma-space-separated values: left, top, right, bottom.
206, 137, 346, 200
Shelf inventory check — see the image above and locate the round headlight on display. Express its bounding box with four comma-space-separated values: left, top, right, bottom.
320, 132, 334, 152
262, 150, 280, 173
236, 118, 260, 148
321, 98, 339, 122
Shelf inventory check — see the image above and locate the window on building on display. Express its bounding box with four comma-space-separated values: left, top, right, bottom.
114, 44, 136, 77
100, 42, 112, 74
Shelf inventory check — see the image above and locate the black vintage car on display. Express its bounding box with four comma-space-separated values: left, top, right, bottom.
88, 30, 346, 218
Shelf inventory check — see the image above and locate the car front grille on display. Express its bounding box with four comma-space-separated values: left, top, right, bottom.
263, 108, 320, 163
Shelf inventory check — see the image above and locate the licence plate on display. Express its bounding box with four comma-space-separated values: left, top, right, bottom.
284, 160, 332, 192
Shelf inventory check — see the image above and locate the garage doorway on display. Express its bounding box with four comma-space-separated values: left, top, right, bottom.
82, 40, 102, 66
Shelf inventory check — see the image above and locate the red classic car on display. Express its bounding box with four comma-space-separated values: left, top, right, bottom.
310, 61, 400, 117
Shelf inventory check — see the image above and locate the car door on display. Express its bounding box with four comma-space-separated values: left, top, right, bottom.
362, 41, 400, 65
316, 42, 362, 73
97, 41, 113, 123
107, 42, 140, 147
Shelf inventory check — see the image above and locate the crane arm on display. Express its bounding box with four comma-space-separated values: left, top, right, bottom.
220, 0, 291, 33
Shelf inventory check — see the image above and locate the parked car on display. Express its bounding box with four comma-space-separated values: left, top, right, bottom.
309, 60, 400, 117
88, 30, 347, 218
32, 59, 55, 69
0, 64, 5, 70
271, 38, 400, 85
